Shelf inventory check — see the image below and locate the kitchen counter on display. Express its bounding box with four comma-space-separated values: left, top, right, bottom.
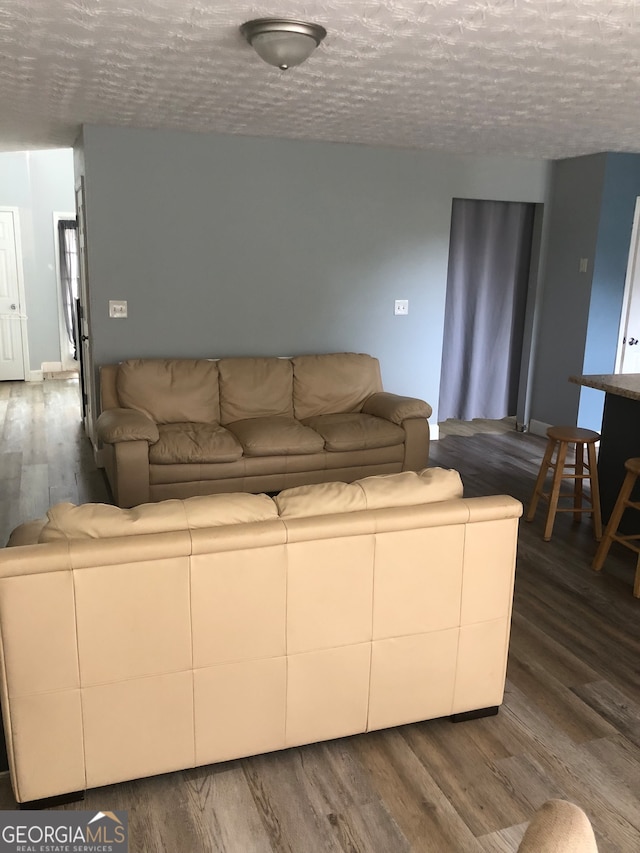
569, 373, 640, 401
570, 373, 640, 529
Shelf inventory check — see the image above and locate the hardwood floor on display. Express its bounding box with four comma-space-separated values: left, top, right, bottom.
0, 377, 109, 543
0, 378, 639, 852
438, 416, 517, 438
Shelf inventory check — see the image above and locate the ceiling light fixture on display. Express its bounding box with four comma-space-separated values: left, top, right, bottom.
240, 18, 327, 71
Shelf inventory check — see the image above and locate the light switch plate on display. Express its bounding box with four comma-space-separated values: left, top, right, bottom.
394, 299, 409, 315
109, 300, 128, 318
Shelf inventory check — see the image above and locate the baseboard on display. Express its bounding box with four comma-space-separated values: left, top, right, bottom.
41, 361, 63, 373
430, 423, 440, 441
528, 419, 551, 438
27, 370, 43, 382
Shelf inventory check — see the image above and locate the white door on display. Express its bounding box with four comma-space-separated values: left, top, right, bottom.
0, 210, 26, 381
616, 197, 640, 373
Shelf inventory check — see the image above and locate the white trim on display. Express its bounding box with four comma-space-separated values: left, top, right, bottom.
429, 423, 440, 441
528, 419, 551, 438
27, 370, 44, 382
0, 206, 29, 380
615, 196, 640, 374
42, 361, 64, 373
53, 210, 77, 371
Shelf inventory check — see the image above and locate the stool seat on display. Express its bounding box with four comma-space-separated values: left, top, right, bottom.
623, 457, 640, 476
592, 457, 640, 597
526, 424, 602, 542
546, 425, 601, 444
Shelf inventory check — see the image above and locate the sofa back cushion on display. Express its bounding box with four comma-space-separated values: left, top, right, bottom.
356, 468, 463, 508
218, 357, 294, 425
39, 493, 278, 541
275, 468, 463, 518
293, 353, 383, 420
116, 359, 220, 424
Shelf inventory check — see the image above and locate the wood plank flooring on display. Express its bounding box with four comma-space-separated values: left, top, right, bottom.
0, 377, 109, 542
0, 378, 639, 852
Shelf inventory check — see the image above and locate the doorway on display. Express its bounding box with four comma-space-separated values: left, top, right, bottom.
0, 208, 29, 381
75, 177, 96, 446
438, 198, 536, 426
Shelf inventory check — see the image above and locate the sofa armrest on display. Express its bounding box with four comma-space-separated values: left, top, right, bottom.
362, 392, 432, 425
96, 408, 159, 444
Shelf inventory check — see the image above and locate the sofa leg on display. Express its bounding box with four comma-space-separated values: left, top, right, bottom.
20, 791, 85, 810
450, 705, 499, 723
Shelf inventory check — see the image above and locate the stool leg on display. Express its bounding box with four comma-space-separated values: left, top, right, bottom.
544, 440, 568, 541
586, 442, 602, 541
526, 438, 555, 523
592, 468, 636, 571
573, 442, 584, 523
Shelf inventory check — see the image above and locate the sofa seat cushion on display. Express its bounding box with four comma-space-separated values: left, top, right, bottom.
226, 417, 325, 457
148, 423, 243, 464
302, 413, 405, 452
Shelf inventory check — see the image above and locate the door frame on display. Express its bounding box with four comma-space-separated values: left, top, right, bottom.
75, 177, 97, 449
614, 195, 640, 373
53, 210, 79, 372
0, 206, 30, 381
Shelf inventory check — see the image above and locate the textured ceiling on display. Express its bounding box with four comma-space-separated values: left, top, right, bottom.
1, 0, 640, 159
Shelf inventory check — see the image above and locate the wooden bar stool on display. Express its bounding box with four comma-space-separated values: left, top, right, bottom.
592, 457, 640, 597
526, 425, 602, 542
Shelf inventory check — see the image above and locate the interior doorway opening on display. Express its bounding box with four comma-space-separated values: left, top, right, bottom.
0, 148, 76, 384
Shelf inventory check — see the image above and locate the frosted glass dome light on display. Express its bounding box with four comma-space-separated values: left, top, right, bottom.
240, 18, 327, 71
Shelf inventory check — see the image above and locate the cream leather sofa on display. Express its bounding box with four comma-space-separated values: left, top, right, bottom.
0, 469, 521, 806
96, 352, 432, 507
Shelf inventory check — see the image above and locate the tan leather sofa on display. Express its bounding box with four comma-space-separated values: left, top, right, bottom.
0, 468, 521, 805
96, 352, 432, 507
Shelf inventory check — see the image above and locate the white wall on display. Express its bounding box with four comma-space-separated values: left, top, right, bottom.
78, 125, 549, 422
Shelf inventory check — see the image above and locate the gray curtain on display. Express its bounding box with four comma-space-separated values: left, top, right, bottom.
438, 198, 534, 422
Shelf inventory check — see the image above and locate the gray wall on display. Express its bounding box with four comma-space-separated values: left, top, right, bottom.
77, 124, 549, 423
528, 155, 606, 426
578, 153, 640, 430
0, 149, 75, 372
529, 152, 640, 432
